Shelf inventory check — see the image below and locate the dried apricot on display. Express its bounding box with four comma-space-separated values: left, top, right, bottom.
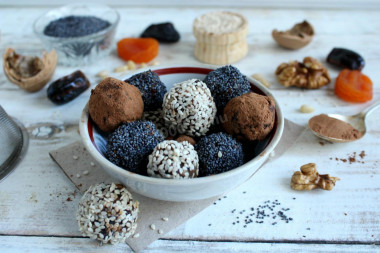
335, 69, 372, 103
117, 38, 159, 63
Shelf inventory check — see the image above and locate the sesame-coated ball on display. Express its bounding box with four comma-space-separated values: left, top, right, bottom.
203, 65, 251, 111
162, 79, 216, 137
125, 70, 167, 111
106, 121, 164, 174
147, 140, 199, 179
195, 132, 244, 176
76, 183, 139, 244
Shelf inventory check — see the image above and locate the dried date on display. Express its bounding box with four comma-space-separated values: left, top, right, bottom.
327, 48, 365, 70
47, 70, 90, 105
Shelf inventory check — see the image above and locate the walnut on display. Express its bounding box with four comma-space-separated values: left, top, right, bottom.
290, 163, 340, 191
3, 48, 58, 92
275, 57, 330, 89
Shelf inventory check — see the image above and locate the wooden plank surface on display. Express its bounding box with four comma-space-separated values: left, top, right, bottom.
0, 236, 379, 253
0, 5, 379, 252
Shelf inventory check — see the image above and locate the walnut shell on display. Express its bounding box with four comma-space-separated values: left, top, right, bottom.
272, 20, 314, 50
3, 48, 58, 92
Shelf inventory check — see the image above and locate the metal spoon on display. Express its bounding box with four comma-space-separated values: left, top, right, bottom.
308, 102, 380, 143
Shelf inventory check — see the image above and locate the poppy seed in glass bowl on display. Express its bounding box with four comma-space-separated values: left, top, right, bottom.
203, 65, 250, 111
105, 121, 164, 174
195, 132, 244, 176
125, 70, 167, 111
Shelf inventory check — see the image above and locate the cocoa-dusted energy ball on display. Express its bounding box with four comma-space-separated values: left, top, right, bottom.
106, 121, 164, 174
176, 135, 196, 146
147, 140, 199, 179
89, 77, 143, 132
76, 183, 139, 244
125, 70, 167, 110
223, 92, 276, 141
203, 65, 250, 111
196, 132, 244, 176
162, 79, 216, 137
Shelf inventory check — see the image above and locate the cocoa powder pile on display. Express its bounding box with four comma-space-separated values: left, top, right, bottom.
308, 114, 363, 141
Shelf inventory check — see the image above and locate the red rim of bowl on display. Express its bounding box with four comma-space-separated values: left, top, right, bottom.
84, 66, 283, 185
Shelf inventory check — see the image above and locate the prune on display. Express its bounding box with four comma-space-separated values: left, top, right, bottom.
44, 16, 110, 38
47, 70, 90, 105
327, 48, 365, 70
140, 22, 180, 43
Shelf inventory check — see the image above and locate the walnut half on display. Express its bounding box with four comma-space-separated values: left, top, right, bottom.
275, 57, 330, 89
3, 48, 58, 92
290, 163, 340, 191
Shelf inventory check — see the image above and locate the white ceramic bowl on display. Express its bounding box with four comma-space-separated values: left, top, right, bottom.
80, 66, 284, 202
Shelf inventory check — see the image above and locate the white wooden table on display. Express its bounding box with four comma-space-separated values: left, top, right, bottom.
0, 4, 379, 253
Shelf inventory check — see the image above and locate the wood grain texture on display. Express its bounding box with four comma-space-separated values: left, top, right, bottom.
1, 0, 380, 9
0, 236, 379, 253
0, 5, 379, 252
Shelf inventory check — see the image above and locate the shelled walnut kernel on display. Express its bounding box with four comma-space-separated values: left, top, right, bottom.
275, 57, 330, 89
290, 163, 340, 191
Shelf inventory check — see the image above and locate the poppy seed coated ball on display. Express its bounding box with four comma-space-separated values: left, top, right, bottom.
126, 70, 167, 111
106, 121, 164, 174
195, 132, 244, 176
203, 65, 251, 111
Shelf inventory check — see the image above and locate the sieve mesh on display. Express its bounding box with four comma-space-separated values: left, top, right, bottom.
0, 106, 29, 181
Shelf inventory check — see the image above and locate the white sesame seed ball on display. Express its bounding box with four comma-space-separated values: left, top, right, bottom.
76, 183, 139, 244
162, 79, 217, 137
147, 140, 199, 179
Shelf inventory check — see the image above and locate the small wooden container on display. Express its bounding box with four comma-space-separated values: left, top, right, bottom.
193, 11, 249, 65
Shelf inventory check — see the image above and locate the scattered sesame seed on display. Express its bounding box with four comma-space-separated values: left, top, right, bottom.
90, 162, 95, 167
76, 173, 81, 178
162, 217, 169, 222
218, 151, 223, 158
132, 233, 140, 238
150, 224, 156, 230
83, 170, 89, 175
73, 155, 79, 160
158, 229, 163, 234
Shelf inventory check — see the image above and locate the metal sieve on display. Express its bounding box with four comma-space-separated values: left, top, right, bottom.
0, 105, 29, 181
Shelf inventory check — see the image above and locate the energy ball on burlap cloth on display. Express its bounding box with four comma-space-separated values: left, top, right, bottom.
196, 132, 244, 176
203, 65, 251, 111
125, 70, 167, 111
162, 79, 216, 137
89, 77, 143, 132
147, 140, 199, 179
106, 121, 164, 174
223, 92, 276, 141
76, 183, 139, 244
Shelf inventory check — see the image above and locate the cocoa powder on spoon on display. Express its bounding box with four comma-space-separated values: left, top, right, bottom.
308, 114, 362, 141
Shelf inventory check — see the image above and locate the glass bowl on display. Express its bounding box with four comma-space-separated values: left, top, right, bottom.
34, 3, 119, 66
